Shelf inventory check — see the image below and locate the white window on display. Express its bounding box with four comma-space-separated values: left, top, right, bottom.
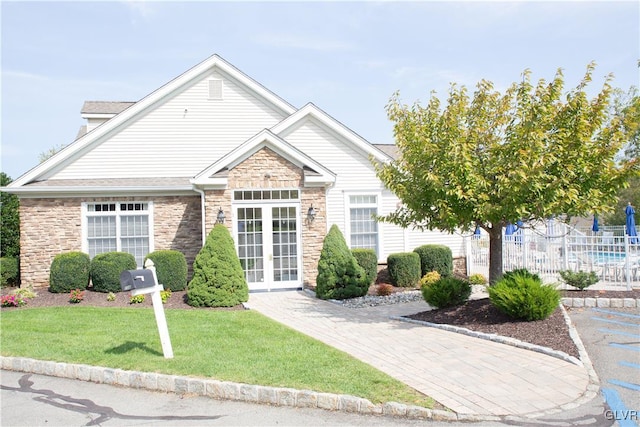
348, 195, 379, 254
83, 202, 153, 266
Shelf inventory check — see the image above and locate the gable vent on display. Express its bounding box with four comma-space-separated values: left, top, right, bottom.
208, 79, 223, 100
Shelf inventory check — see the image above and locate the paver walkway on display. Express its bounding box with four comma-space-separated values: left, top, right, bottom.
247, 291, 590, 417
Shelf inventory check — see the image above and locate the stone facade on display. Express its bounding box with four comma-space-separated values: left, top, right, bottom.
204, 147, 327, 288
20, 198, 83, 287
19, 195, 201, 288
18, 148, 327, 289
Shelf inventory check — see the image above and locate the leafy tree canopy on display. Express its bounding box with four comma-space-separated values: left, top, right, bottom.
374, 64, 639, 283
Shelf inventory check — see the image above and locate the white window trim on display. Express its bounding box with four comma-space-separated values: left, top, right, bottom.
343, 191, 383, 260
81, 201, 154, 267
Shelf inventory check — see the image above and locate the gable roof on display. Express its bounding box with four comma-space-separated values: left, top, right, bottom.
9, 54, 297, 189
81, 101, 136, 115
191, 129, 336, 189
270, 103, 392, 163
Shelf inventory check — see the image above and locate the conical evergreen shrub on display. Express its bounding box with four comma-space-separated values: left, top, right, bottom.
187, 224, 248, 307
316, 225, 368, 300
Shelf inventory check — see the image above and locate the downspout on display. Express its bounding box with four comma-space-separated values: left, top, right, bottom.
193, 187, 206, 246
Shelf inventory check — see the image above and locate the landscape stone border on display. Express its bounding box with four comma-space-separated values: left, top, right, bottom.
560, 297, 639, 308
0, 355, 461, 422
391, 301, 604, 420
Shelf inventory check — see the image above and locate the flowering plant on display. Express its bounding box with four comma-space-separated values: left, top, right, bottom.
129, 294, 145, 304
69, 289, 85, 304
1, 294, 26, 307
160, 289, 172, 304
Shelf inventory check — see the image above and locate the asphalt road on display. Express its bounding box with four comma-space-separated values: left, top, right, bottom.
567, 306, 640, 427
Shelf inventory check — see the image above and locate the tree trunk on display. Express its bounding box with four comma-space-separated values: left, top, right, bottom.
488, 226, 504, 285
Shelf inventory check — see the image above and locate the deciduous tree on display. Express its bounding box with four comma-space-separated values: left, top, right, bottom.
374, 64, 638, 283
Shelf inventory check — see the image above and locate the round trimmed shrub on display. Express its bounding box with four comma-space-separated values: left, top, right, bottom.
488, 271, 560, 321
352, 248, 378, 286
387, 252, 421, 288
187, 224, 248, 307
0, 257, 19, 287
145, 250, 188, 291
49, 251, 90, 293
316, 225, 369, 300
413, 245, 453, 277
422, 277, 471, 308
90, 252, 137, 293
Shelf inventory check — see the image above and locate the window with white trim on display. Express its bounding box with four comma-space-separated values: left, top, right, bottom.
348, 195, 378, 254
84, 202, 152, 266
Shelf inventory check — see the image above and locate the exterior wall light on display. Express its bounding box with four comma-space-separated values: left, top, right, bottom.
216, 207, 225, 224
307, 205, 317, 223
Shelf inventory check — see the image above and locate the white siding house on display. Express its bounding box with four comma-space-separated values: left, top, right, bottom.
6, 54, 467, 291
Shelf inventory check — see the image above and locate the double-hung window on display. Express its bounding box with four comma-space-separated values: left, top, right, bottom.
348, 195, 379, 255
83, 202, 152, 266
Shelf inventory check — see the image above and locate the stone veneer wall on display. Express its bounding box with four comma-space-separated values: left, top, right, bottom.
20, 198, 83, 287
19, 195, 201, 288
204, 147, 327, 288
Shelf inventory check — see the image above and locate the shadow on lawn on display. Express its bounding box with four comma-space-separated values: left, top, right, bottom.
105, 341, 163, 357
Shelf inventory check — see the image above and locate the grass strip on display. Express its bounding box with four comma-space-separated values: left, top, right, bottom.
0, 306, 433, 407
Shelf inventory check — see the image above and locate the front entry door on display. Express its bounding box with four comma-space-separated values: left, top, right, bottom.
235, 204, 301, 291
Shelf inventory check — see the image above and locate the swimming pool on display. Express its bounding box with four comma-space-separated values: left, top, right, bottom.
587, 251, 628, 264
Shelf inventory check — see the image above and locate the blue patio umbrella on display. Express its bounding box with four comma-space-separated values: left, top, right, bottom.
515, 220, 524, 244
505, 222, 516, 241
626, 203, 638, 244
592, 215, 599, 232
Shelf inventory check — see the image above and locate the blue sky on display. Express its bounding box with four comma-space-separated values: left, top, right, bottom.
1, 1, 638, 180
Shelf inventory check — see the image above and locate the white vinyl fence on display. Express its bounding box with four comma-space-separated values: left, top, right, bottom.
467, 223, 639, 290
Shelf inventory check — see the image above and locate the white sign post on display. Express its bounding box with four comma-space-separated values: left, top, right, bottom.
129, 259, 174, 359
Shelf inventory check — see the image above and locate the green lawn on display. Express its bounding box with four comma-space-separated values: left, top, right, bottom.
0, 306, 433, 407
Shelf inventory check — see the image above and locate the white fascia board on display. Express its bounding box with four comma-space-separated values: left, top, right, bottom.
9, 54, 297, 189
271, 103, 392, 163
81, 113, 117, 119
4, 185, 196, 198
192, 129, 336, 187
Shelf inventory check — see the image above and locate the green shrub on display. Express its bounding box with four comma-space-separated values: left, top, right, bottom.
421, 277, 471, 308
90, 252, 137, 293
387, 252, 421, 288
0, 257, 19, 287
187, 224, 249, 307
315, 225, 369, 300
558, 270, 599, 290
145, 250, 188, 291
419, 271, 441, 287
502, 268, 540, 282
352, 249, 378, 286
413, 245, 453, 277
488, 272, 560, 321
49, 252, 91, 293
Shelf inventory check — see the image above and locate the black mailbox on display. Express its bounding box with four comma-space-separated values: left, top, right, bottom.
120, 269, 156, 291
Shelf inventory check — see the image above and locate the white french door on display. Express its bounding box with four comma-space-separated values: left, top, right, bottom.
235, 203, 301, 291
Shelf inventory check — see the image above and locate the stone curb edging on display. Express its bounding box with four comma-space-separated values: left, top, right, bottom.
0, 356, 460, 422
391, 303, 603, 420
561, 297, 639, 309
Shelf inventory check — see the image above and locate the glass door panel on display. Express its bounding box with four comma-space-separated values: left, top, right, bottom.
237, 207, 264, 284
272, 206, 298, 282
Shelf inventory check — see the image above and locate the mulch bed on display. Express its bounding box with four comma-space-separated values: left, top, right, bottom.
0, 287, 244, 311
406, 298, 580, 359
